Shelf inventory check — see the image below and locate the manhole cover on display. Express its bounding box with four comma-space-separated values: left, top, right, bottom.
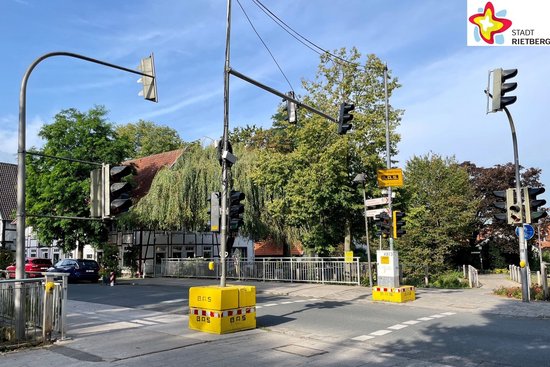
273, 344, 327, 357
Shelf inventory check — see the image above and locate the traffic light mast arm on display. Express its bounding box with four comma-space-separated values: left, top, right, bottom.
228, 68, 337, 123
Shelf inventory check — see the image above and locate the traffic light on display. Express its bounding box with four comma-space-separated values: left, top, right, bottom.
138, 54, 158, 102
393, 211, 406, 238
207, 192, 221, 232
506, 188, 522, 225
103, 164, 133, 217
286, 91, 298, 124
493, 190, 508, 222
229, 190, 245, 233
226, 236, 235, 255
337, 102, 354, 135
491, 68, 517, 112
374, 211, 391, 238
524, 187, 547, 224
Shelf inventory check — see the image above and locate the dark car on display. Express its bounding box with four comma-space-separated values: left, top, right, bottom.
47, 259, 100, 283
6, 257, 53, 278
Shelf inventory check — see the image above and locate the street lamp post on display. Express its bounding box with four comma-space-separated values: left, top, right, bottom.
15, 51, 156, 339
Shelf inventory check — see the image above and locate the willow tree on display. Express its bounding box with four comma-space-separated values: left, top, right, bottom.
250, 48, 403, 254
131, 142, 264, 236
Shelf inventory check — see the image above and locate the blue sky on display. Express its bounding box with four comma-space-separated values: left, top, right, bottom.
1, 0, 549, 199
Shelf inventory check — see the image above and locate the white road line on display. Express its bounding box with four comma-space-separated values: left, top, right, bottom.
280, 301, 294, 304
310, 298, 321, 301
370, 329, 393, 336
294, 299, 307, 303
263, 303, 278, 307
441, 312, 457, 316
430, 314, 446, 318
256, 305, 263, 309
388, 324, 408, 330
417, 317, 434, 321
402, 320, 420, 325
352, 335, 375, 341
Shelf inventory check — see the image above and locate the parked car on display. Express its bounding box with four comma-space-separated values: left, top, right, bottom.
6, 257, 53, 278
47, 259, 100, 283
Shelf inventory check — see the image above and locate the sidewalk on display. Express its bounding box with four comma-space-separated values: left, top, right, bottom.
2, 274, 550, 367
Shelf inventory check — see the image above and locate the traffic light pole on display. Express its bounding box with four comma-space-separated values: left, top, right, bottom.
16, 51, 157, 340
503, 106, 529, 302
220, 0, 233, 287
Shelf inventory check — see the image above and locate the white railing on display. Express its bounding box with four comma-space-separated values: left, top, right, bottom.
463, 265, 479, 288
161, 257, 361, 285
0, 273, 67, 349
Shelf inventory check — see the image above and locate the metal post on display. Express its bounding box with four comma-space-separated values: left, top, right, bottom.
361, 182, 373, 287
15, 51, 158, 338
503, 106, 529, 302
220, 0, 232, 287
383, 65, 394, 252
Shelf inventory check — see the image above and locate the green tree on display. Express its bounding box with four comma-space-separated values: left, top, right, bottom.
116, 120, 184, 159
397, 154, 479, 272
462, 162, 545, 268
26, 106, 131, 255
250, 48, 402, 254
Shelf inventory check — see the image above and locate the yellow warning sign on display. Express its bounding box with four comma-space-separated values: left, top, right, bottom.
345, 251, 354, 263
377, 168, 404, 188
380, 256, 390, 265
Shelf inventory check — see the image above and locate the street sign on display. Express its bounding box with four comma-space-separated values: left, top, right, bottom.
366, 208, 389, 218
377, 168, 404, 188
515, 224, 535, 240
365, 197, 390, 207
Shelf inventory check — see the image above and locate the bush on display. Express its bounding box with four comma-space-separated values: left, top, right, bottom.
494, 285, 548, 301
430, 271, 468, 289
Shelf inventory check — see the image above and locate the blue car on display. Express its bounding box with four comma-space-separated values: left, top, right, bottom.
48, 259, 100, 283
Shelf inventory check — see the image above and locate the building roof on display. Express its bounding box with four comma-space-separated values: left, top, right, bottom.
0, 162, 17, 221
254, 239, 304, 257
125, 149, 184, 200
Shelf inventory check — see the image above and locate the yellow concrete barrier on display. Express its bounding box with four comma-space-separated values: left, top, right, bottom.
189, 285, 256, 334
372, 286, 416, 303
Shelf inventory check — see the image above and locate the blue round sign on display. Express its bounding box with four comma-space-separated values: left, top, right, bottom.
515, 224, 535, 240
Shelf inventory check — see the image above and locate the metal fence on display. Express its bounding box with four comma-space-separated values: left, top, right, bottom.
161, 257, 361, 285
0, 273, 67, 350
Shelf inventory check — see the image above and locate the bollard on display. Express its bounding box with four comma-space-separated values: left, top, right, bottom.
110, 271, 116, 287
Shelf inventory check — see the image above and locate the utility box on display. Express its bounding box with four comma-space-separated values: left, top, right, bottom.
189, 285, 256, 334
377, 250, 400, 288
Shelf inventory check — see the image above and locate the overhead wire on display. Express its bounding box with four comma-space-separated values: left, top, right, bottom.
235, 0, 295, 93
251, 0, 365, 70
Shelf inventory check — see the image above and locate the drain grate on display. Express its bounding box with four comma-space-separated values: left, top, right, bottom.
273, 344, 328, 357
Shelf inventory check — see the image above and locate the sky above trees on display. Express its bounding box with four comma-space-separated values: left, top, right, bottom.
1, 0, 549, 200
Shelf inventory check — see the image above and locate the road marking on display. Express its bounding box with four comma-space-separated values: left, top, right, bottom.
263, 303, 278, 307
160, 298, 186, 304
281, 301, 294, 304
370, 329, 393, 336
256, 305, 263, 309
417, 317, 434, 321
352, 335, 375, 341
294, 299, 307, 303
351, 312, 458, 343
387, 324, 408, 330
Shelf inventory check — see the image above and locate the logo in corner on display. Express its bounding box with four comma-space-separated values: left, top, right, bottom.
469, 2, 512, 45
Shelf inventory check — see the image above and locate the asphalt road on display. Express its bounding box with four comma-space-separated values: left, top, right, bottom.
67, 280, 550, 366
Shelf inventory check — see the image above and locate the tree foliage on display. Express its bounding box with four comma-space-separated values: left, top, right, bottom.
249, 48, 402, 254
26, 106, 130, 254
463, 162, 544, 267
397, 154, 478, 271
116, 120, 184, 159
